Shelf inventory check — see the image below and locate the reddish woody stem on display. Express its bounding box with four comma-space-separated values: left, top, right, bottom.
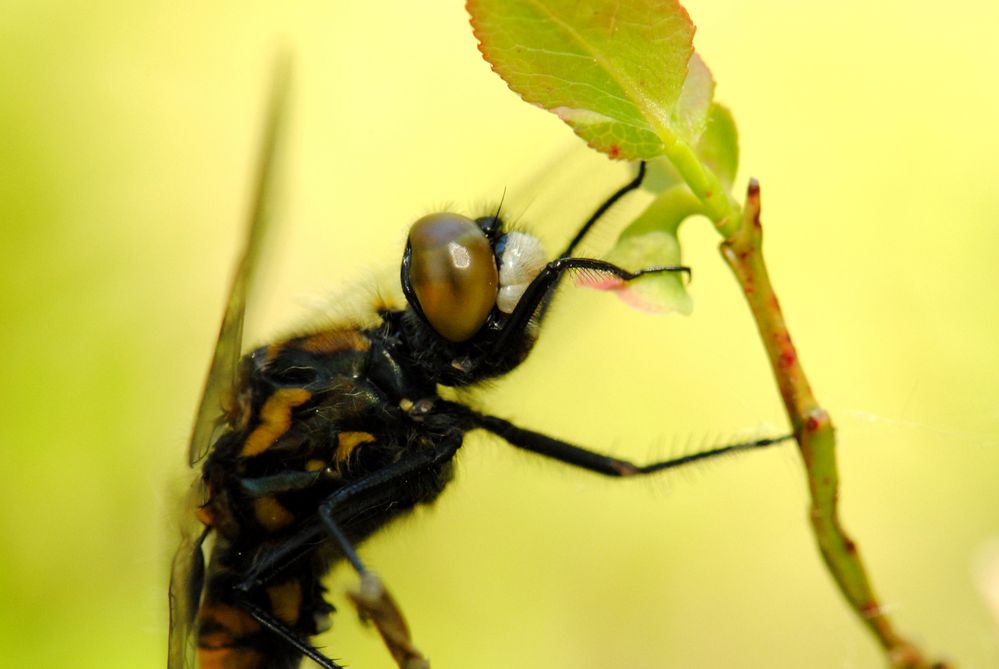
718, 179, 948, 669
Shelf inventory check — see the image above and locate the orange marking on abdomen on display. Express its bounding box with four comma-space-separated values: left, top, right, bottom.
253, 496, 296, 531
299, 329, 371, 354
198, 601, 266, 668
336, 431, 376, 464
196, 505, 214, 527
265, 341, 285, 361
240, 387, 312, 457
198, 601, 261, 646
266, 579, 303, 626
198, 646, 265, 669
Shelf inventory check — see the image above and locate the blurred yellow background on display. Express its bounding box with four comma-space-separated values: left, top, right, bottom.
2, 1, 997, 667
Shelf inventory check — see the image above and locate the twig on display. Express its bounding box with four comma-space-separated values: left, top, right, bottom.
719, 179, 949, 669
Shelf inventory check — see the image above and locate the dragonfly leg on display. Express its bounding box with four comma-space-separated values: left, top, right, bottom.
468, 409, 791, 477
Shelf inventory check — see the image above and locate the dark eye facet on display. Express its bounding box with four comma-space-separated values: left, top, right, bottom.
407, 213, 498, 342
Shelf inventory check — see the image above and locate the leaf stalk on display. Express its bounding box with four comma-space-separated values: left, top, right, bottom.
652, 121, 740, 234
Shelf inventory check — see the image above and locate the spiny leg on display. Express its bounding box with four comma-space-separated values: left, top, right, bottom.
460, 406, 791, 477
236, 446, 459, 592
489, 257, 689, 360
239, 600, 344, 669
235, 446, 459, 669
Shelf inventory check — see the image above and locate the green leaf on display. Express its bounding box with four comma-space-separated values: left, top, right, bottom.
642, 103, 738, 197
696, 102, 739, 188
586, 185, 703, 314
470, 0, 744, 311
672, 52, 715, 145
469, 0, 696, 160
615, 104, 735, 311
641, 156, 683, 194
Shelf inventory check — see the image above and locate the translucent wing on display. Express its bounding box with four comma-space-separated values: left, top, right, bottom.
168, 58, 291, 669
499, 143, 639, 255
167, 481, 208, 669
187, 58, 290, 466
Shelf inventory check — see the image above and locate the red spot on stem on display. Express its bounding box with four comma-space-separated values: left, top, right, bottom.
861, 601, 882, 619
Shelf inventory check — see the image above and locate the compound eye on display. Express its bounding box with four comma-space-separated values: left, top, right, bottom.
407, 213, 498, 343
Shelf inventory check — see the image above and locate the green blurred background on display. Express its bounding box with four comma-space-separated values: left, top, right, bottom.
2, 1, 997, 667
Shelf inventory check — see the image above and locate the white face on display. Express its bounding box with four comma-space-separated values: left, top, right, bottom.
496, 231, 547, 314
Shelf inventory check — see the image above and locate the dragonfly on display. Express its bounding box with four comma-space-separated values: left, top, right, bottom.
168, 65, 790, 669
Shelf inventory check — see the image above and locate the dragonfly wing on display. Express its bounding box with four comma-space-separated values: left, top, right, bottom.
188, 58, 291, 465
167, 481, 208, 669
171, 58, 291, 668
